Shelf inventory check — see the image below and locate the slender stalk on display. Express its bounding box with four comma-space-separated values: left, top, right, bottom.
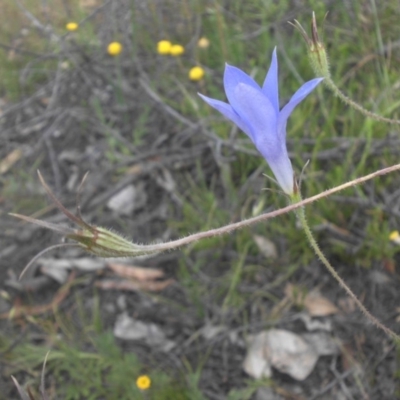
324, 77, 400, 125
142, 163, 400, 252
293, 193, 400, 341
292, 14, 400, 125
11, 163, 400, 257
11, 164, 400, 281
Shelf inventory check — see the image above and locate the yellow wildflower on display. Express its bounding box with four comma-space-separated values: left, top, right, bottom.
107, 42, 123, 56
170, 44, 185, 56
157, 40, 172, 55
389, 230, 400, 242
136, 375, 151, 390
66, 22, 78, 32
189, 66, 205, 81
198, 37, 209, 48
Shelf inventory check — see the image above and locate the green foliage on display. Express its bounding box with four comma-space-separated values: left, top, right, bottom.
3, 0, 400, 397
0, 0, 96, 99
227, 378, 273, 400
6, 331, 203, 400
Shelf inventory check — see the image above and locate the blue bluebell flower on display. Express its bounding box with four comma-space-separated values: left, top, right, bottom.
199, 48, 323, 194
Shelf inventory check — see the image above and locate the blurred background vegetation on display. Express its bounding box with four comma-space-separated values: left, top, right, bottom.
1, 0, 400, 398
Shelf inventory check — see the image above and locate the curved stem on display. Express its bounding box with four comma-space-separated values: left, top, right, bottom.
293, 194, 400, 341
19, 243, 80, 279
325, 77, 400, 125
142, 163, 400, 253
11, 163, 400, 272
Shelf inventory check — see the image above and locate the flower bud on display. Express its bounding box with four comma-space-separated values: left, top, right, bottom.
10, 172, 157, 278
67, 226, 149, 258
291, 12, 331, 80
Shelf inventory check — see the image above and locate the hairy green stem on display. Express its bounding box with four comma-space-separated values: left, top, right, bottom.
11, 164, 400, 283
293, 14, 400, 125
292, 193, 400, 341
324, 77, 400, 125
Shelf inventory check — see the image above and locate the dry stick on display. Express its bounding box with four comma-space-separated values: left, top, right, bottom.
15, 0, 59, 42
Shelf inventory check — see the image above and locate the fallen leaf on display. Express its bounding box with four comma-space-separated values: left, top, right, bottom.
0, 148, 22, 174
0, 272, 75, 320
303, 291, 339, 317
285, 284, 339, 317
253, 235, 278, 259
95, 278, 174, 292
107, 263, 164, 281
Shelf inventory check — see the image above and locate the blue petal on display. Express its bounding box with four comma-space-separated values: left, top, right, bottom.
198, 93, 251, 138
277, 78, 323, 139
223, 64, 261, 114
232, 83, 278, 154
231, 83, 294, 194
263, 149, 294, 195
262, 47, 279, 114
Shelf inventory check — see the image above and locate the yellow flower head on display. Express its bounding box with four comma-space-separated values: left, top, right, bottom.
157, 40, 172, 55
197, 37, 210, 49
136, 375, 151, 390
66, 22, 78, 32
107, 42, 123, 56
170, 44, 185, 56
389, 230, 400, 242
189, 66, 205, 81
